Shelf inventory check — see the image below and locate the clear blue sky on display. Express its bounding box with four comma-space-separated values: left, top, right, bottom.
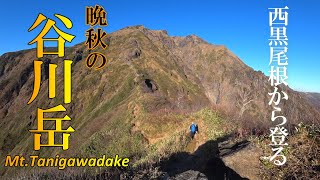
0, 0, 319, 92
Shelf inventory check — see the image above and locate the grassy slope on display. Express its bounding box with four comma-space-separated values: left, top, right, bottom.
0, 27, 231, 177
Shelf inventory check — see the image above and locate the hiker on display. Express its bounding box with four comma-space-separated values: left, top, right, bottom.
190, 122, 198, 139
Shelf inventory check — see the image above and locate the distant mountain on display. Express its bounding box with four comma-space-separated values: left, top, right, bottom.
0, 25, 319, 177
304, 92, 320, 110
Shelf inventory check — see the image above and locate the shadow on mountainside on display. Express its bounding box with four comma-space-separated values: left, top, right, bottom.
159, 134, 250, 180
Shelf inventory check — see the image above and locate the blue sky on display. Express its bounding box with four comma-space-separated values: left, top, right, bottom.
0, 0, 319, 92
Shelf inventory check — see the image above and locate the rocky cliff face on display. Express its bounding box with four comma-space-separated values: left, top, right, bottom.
0, 25, 319, 177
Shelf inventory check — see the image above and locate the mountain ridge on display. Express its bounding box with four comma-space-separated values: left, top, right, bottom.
0, 25, 319, 177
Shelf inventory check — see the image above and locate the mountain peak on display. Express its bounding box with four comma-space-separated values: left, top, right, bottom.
114, 26, 208, 47
122, 25, 146, 30
186, 34, 208, 44
0, 25, 319, 179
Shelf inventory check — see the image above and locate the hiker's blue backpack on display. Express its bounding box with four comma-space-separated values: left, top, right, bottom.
191, 124, 196, 133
